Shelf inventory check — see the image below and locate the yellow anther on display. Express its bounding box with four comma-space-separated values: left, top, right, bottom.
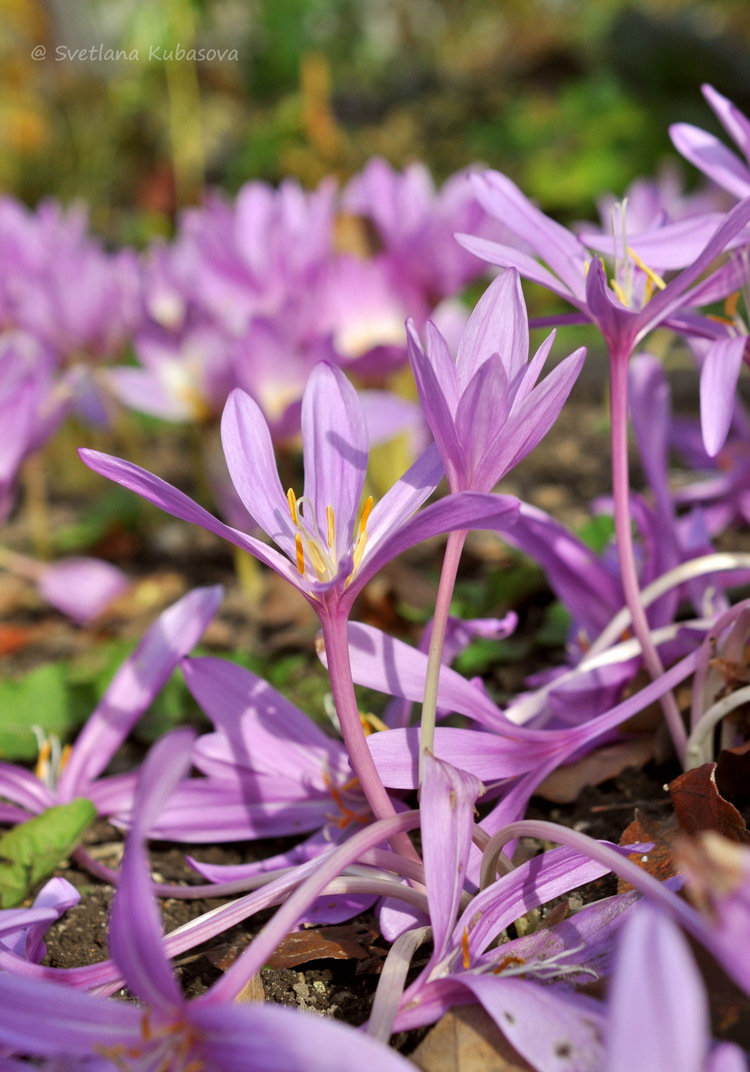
461, 928, 471, 970
492, 954, 526, 975
351, 529, 368, 574
360, 711, 388, 735
35, 740, 51, 780
626, 246, 666, 291
326, 504, 335, 548
725, 291, 741, 320
358, 495, 374, 535
610, 278, 627, 306
307, 540, 328, 580
287, 488, 298, 526
295, 533, 305, 574
60, 743, 72, 771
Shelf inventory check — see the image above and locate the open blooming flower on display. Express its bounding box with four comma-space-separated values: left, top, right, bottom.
0, 730, 417, 1072
458, 171, 750, 362
407, 269, 585, 492
81, 361, 517, 837
80, 361, 518, 619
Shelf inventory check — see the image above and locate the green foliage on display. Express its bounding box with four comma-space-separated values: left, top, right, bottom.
0, 799, 96, 907
0, 665, 88, 762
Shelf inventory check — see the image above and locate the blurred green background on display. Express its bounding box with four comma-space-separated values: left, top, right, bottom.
2, 0, 750, 240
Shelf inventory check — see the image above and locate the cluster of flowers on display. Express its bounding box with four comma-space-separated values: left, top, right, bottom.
2, 84, 750, 1068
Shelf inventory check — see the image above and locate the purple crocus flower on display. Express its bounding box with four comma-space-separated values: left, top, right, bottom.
80, 361, 518, 838
81, 362, 518, 617
407, 268, 585, 493
459, 171, 750, 361
343, 157, 508, 301
0, 587, 221, 845
0, 730, 417, 1072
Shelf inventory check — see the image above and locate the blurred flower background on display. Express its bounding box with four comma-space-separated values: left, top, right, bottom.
4, 0, 750, 240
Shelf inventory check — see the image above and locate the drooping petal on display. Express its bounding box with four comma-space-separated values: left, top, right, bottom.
419, 752, 483, 962
365, 443, 444, 554
109, 729, 194, 1009
355, 491, 519, 598
56, 585, 222, 800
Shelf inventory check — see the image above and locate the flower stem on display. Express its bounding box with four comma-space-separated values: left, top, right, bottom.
419, 528, 467, 782
609, 349, 687, 764
321, 612, 421, 862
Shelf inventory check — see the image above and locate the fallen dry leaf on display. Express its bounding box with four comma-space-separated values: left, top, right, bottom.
536, 737, 654, 804
235, 973, 266, 1003
617, 810, 680, 892
410, 1005, 534, 1072
669, 742, 750, 844
266, 923, 381, 971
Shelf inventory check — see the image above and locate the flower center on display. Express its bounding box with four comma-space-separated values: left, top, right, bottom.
286, 488, 374, 585
95, 1012, 203, 1071
33, 727, 71, 790
322, 771, 371, 835
606, 199, 666, 309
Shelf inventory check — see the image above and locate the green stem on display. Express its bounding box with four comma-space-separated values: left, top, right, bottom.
419, 528, 467, 782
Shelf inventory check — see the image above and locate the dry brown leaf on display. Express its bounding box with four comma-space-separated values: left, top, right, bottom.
617, 810, 680, 892
669, 742, 750, 844
410, 1005, 534, 1072
234, 973, 267, 1003
536, 737, 654, 804
266, 923, 379, 971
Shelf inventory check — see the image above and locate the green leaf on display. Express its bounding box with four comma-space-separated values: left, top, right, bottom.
0, 799, 96, 907
577, 514, 616, 554
0, 664, 82, 761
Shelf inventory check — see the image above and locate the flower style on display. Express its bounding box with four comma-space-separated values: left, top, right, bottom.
406, 269, 585, 493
